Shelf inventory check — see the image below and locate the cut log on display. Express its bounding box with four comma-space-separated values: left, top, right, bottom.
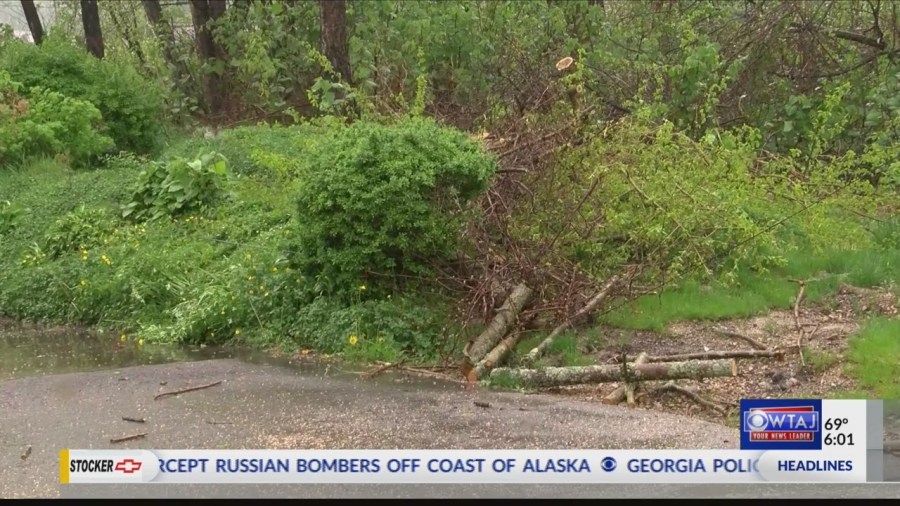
466, 284, 533, 363
601, 352, 649, 405
470, 331, 523, 381
525, 274, 621, 363
491, 359, 736, 389
647, 349, 783, 362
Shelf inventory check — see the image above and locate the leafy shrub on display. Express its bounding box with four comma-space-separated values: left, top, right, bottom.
0, 200, 27, 235
512, 119, 784, 284
44, 206, 118, 258
122, 151, 231, 221
0, 37, 163, 153
286, 295, 447, 357
0, 72, 113, 166
292, 118, 496, 297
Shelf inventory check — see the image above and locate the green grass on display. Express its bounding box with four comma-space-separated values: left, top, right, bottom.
846, 318, 900, 399
601, 247, 900, 332
803, 347, 840, 374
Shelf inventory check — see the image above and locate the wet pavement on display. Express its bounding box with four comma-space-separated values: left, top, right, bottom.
2, 324, 898, 498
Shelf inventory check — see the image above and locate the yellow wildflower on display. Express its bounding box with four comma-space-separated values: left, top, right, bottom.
234, 328, 241, 336
137, 337, 144, 346
271, 267, 278, 272
120, 334, 127, 342
348, 334, 358, 346
80, 279, 87, 286
358, 285, 366, 292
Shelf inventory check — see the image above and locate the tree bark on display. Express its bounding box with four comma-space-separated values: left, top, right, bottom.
189, 0, 228, 115
470, 331, 523, 381
491, 359, 737, 388
20, 0, 44, 45
81, 0, 104, 59
318, 0, 352, 83
467, 284, 533, 363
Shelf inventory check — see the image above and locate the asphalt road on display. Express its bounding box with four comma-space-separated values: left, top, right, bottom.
1, 358, 898, 498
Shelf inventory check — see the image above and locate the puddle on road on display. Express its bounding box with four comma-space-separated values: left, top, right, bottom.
0, 324, 259, 381
0, 322, 465, 392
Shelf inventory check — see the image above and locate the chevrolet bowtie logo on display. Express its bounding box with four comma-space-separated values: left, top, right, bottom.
114, 459, 142, 474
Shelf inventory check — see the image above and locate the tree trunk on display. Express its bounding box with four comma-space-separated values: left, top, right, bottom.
491, 359, 737, 388
467, 284, 533, 363
189, 0, 228, 115
318, 0, 352, 83
81, 0, 104, 59
20, 0, 44, 45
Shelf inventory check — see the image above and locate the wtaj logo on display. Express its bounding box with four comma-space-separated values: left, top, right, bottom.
740, 399, 822, 450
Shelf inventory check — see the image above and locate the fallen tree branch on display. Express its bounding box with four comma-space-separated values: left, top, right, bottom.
154, 380, 223, 401
470, 331, 523, 381
638, 380, 728, 416
362, 361, 402, 379
713, 328, 768, 350
399, 367, 469, 384
491, 359, 736, 388
110, 433, 147, 444
602, 352, 649, 405
525, 274, 622, 363
793, 280, 807, 366
467, 284, 533, 363
648, 349, 784, 362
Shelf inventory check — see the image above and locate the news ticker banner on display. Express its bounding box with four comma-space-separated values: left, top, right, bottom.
59, 399, 895, 484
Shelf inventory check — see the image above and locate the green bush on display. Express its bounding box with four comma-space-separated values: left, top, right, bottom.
0, 72, 113, 166
0, 200, 27, 235
44, 206, 118, 258
0, 37, 163, 153
122, 151, 231, 221
292, 118, 496, 297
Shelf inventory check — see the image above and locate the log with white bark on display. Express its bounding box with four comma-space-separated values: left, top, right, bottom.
601, 352, 649, 405
469, 331, 523, 381
466, 283, 533, 363
524, 274, 621, 364
491, 359, 736, 389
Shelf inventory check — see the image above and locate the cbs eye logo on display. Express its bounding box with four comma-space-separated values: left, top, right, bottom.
745, 410, 769, 431
600, 457, 617, 472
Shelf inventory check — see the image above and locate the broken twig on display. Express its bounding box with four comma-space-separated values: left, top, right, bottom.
713, 328, 768, 351
639, 381, 728, 416
21, 445, 31, 461
122, 416, 146, 424
793, 280, 807, 366
110, 433, 147, 444
154, 380, 223, 401
648, 349, 783, 362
